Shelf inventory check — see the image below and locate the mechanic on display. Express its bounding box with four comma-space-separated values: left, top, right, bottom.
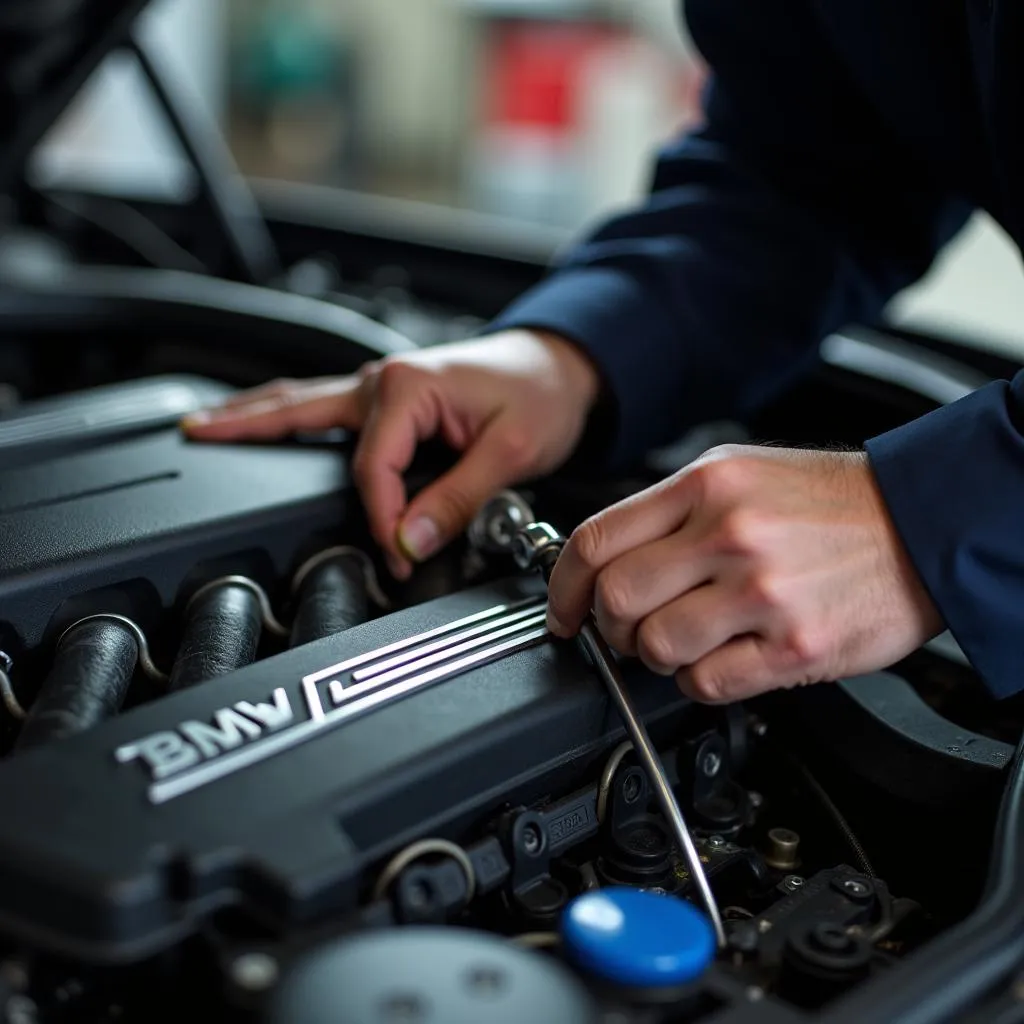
182, 1, 1024, 707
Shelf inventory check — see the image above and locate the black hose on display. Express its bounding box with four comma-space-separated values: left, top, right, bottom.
290, 553, 370, 647
16, 620, 137, 751
169, 582, 262, 690
789, 754, 876, 878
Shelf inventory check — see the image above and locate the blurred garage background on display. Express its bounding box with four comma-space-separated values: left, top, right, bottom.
27, 0, 1024, 359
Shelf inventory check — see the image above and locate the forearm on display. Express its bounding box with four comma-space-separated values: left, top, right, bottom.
491, 0, 970, 467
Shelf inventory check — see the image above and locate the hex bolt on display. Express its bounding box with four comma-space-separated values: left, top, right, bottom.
521, 822, 543, 856
783, 875, 805, 892
622, 772, 642, 804
707, 835, 726, 850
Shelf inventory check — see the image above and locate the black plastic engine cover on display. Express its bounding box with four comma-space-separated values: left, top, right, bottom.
0, 576, 689, 964
0, 383, 350, 650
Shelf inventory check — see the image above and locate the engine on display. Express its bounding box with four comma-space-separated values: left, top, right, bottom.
0, 373, 1013, 1024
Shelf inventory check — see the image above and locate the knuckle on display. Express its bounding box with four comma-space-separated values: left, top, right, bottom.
570, 517, 608, 571
594, 570, 632, 622
686, 664, 724, 702
374, 358, 420, 396
262, 376, 298, 394
705, 442, 747, 462
716, 509, 765, 554
276, 386, 314, 409
781, 623, 827, 666
494, 425, 539, 474
637, 619, 677, 675
742, 571, 782, 611
688, 451, 747, 505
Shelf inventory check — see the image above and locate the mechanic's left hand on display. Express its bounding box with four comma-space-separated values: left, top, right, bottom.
546, 445, 943, 703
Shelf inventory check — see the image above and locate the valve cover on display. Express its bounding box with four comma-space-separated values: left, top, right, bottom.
0, 576, 688, 963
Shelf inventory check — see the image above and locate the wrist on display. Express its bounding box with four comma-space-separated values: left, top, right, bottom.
531, 329, 602, 412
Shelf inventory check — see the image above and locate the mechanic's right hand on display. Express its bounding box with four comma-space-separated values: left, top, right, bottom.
181, 330, 601, 579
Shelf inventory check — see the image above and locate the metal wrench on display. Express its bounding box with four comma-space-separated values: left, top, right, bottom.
470, 496, 727, 948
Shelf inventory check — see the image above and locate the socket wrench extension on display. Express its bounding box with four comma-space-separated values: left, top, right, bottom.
470, 497, 726, 948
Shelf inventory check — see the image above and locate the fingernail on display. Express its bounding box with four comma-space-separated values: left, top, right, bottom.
546, 609, 568, 637
398, 516, 440, 562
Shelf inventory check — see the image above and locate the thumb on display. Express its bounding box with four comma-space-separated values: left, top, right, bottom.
396, 418, 534, 562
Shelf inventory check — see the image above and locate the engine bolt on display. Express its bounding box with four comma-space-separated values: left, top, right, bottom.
230, 952, 279, 992
701, 751, 722, 778
707, 835, 726, 850
842, 878, 872, 898
522, 823, 543, 855
622, 772, 642, 804
782, 875, 805, 892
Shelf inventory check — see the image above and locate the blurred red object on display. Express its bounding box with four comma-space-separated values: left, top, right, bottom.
484, 22, 622, 132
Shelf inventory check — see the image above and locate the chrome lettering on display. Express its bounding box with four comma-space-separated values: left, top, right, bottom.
235, 688, 293, 731
115, 731, 201, 780
180, 709, 262, 758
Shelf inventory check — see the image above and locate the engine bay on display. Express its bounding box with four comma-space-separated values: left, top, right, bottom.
0, 365, 1018, 1024
0, 1, 1023, 1018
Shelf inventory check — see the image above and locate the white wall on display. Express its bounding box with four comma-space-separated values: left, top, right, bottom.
887, 213, 1024, 360
30, 0, 225, 199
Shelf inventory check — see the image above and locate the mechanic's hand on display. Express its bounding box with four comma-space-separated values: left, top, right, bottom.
546, 445, 943, 703
181, 330, 600, 578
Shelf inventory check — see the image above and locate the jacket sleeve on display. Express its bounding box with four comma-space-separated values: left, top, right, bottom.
864, 374, 1024, 700
489, 0, 1024, 699
488, 0, 970, 466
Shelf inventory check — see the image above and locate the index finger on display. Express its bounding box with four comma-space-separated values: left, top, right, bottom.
181, 378, 363, 441
546, 476, 694, 636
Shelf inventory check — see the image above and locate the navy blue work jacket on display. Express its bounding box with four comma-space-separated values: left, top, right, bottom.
490, 0, 1024, 698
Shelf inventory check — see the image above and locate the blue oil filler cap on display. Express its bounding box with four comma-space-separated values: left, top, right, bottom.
561, 887, 715, 988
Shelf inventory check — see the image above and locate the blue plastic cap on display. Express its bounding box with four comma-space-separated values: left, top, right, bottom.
561, 887, 715, 988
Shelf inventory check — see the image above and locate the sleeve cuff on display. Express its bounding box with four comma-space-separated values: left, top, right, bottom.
487, 266, 688, 469
865, 377, 1024, 699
